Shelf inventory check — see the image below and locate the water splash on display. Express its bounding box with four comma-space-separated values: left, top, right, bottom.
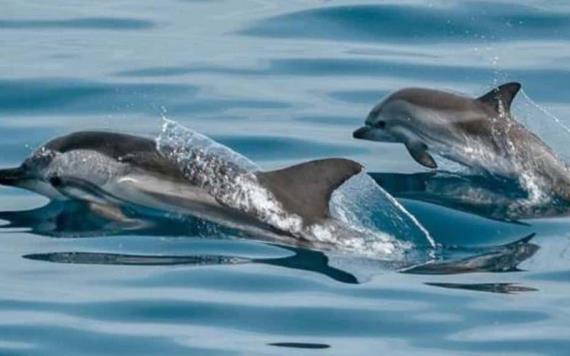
330, 172, 434, 248
493, 103, 551, 204
516, 90, 570, 163
157, 119, 259, 171
504, 90, 570, 205
157, 119, 305, 236
156, 119, 433, 258
433, 89, 569, 207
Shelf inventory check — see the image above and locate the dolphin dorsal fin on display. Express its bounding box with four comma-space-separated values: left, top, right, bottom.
477, 82, 521, 113
256, 158, 362, 223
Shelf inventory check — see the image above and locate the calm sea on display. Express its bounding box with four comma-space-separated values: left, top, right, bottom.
1, 1, 570, 354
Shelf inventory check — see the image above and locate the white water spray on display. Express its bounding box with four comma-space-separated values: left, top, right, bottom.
156, 119, 434, 258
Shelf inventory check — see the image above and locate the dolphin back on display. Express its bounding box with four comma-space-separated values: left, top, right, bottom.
44, 131, 186, 179
256, 158, 362, 223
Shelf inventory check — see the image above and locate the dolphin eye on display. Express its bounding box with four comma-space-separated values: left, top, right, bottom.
376, 121, 386, 129
50, 176, 63, 187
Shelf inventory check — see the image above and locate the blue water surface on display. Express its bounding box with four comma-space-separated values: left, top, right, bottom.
2, 0, 570, 354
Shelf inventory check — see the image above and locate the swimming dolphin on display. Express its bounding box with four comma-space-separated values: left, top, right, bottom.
0, 131, 362, 244
353, 83, 570, 200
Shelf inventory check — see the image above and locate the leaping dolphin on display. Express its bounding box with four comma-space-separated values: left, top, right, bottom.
353, 83, 570, 200
0, 130, 362, 246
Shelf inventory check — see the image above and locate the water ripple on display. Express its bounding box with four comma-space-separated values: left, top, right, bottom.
1, 0, 570, 353
0, 18, 155, 30
112, 61, 570, 101
240, 4, 570, 43
0, 78, 197, 115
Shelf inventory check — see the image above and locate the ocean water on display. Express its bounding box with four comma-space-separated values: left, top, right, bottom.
2, 0, 570, 354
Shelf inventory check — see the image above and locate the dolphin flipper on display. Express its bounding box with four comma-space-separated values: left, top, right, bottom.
88, 202, 142, 226
256, 158, 362, 223
405, 140, 437, 169
49, 176, 122, 205
48, 176, 142, 225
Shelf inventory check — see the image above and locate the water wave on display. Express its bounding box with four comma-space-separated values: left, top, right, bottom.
240, 3, 570, 43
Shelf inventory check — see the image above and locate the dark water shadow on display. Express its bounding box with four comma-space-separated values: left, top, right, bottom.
0, 78, 197, 116
403, 234, 539, 275
23, 252, 251, 267
0, 77, 300, 119
1, 199, 540, 286
0, 18, 155, 30
113, 60, 570, 101
22, 246, 359, 285
239, 3, 570, 43
425, 282, 537, 294
5, 201, 359, 284
268, 342, 330, 349
0, 200, 220, 238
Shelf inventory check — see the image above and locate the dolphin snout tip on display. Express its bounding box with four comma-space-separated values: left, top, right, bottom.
0, 167, 26, 186
353, 126, 370, 139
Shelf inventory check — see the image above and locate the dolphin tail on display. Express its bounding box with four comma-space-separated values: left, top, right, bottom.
0, 167, 26, 186
256, 158, 363, 223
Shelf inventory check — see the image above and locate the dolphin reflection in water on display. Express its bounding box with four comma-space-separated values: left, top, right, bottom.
0, 199, 539, 289
371, 171, 570, 222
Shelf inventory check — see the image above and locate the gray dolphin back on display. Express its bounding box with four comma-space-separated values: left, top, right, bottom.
256, 158, 362, 223
45, 131, 155, 158
44, 131, 185, 179
1, 131, 364, 232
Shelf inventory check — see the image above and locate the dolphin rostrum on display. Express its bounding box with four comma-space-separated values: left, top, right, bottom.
0, 131, 362, 245
353, 82, 570, 200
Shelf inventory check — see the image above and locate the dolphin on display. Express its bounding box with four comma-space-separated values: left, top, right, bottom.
0, 131, 362, 245
353, 82, 570, 200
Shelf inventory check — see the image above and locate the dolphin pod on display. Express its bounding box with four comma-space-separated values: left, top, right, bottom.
0, 81, 561, 258
354, 82, 570, 201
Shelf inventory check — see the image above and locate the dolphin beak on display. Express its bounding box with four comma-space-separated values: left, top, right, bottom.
353, 126, 372, 139
353, 125, 397, 142
0, 167, 27, 186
